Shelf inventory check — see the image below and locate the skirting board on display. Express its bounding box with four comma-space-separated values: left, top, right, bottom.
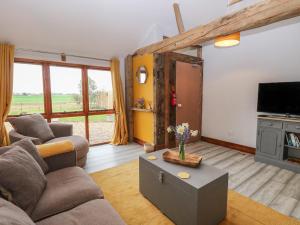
201, 136, 255, 154
133, 138, 165, 151
133, 137, 146, 146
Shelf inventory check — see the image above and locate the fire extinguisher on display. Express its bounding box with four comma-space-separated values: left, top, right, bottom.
171, 90, 176, 107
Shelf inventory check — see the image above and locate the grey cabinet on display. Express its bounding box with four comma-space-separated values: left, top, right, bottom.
256, 127, 283, 160
255, 117, 300, 173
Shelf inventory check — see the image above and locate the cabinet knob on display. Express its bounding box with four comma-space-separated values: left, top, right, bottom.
177, 103, 182, 108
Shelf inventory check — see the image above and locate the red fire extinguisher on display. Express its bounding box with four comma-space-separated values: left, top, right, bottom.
171, 90, 176, 107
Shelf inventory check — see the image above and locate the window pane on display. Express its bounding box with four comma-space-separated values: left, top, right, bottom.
89, 114, 114, 145
88, 69, 113, 110
51, 117, 86, 138
10, 63, 44, 115
50, 66, 82, 113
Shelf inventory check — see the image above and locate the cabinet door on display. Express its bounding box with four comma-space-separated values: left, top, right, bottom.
257, 127, 282, 160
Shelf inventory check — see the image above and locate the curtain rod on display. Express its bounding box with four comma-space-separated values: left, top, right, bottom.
16, 48, 111, 62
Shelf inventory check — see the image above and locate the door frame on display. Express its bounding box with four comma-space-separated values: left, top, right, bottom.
153, 52, 203, 149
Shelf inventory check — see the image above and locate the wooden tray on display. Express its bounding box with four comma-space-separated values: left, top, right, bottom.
162, 150, 202, 168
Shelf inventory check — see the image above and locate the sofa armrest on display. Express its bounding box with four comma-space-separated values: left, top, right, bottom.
36, 141, 76, 172
49, 123, 73, 137
43, 151, 77, 172
9, 130, 42, 145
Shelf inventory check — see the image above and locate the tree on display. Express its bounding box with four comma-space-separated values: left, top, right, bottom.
73, 77, 97, 105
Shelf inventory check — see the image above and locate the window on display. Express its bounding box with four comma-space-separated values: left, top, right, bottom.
9, 59, 114, 145
88, 69, 113, 110
52, 117, 86, 137
10, 63, 44, 115
89, 114, 114, 145
50, 66, 83, 113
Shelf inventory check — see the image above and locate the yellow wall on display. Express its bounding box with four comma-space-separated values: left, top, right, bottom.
132, 54, 154, 144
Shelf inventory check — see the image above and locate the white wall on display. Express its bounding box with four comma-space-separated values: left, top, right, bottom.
202, 18, 300, 147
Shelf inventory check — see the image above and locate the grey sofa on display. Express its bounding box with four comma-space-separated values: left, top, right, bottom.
0, 145, 126, 225
9, 121, 89, 168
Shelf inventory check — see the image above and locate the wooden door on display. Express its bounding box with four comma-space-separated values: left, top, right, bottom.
176, 61, 202, 143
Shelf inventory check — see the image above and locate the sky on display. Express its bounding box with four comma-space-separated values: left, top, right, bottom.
13, 63, 112, 95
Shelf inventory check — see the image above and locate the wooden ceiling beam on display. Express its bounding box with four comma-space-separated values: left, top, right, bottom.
135, 0, 300, 55
228, 0, 242, 6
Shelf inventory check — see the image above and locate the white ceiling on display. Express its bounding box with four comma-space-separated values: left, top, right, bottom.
1, 0, 297, 60
0, 0, 230, 59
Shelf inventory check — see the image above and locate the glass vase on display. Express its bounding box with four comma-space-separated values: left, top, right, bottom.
179, 141, 185, 160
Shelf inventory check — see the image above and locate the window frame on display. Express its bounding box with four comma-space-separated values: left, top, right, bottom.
9, 58, 115, 145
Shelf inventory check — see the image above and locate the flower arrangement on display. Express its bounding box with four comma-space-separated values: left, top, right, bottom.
135, 98, 146, 109
167, 123, 198, 160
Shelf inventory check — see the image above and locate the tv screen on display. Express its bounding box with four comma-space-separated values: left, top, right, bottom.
257, 82, 300, 115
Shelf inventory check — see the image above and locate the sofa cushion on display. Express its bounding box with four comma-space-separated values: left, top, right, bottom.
0, 147, 47, 215
36, 199, 126, 225
8, 114, 55, 143
0, 139, 49, 174
31, 167, 103, 221
0, 198, 35, 225
46, 135, 89, 159
12, 138, 49, 173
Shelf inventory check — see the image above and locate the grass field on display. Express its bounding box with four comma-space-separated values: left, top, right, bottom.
10, 94, 114, 123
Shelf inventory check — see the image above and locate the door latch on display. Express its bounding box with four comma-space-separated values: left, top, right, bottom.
158, 171, 164, 184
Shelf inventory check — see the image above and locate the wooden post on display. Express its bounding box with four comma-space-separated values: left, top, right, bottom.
228, 0, 242, 6
173, 3, 185, 34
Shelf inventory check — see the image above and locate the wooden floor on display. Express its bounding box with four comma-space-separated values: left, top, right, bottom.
85, 141, 300, 220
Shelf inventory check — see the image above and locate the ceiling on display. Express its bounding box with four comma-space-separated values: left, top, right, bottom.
0, 0, 231, 59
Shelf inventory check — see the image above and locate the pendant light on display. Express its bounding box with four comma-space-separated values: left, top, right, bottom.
215, 32, 240, 47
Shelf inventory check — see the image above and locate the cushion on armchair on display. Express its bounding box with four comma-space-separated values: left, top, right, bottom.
8, 114, 55, 143
36, 140, 74, 158
0, 147, 47, 215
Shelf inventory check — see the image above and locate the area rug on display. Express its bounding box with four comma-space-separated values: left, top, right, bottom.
90, 160, 300, 225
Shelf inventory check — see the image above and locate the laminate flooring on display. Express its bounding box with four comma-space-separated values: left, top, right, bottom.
85, 141, 300, 220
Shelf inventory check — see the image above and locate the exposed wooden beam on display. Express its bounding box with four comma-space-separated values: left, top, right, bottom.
135, 0, 300, 55
228, 0, 242, 6
173, 3, 185, 34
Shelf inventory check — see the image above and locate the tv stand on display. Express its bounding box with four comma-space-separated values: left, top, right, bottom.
256, 116, 300, 173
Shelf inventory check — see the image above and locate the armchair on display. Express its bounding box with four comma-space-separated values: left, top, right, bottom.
9, 122, 89, 167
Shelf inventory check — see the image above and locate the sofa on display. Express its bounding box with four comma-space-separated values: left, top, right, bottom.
8, 114, 89, 167
0, 139, 126, 225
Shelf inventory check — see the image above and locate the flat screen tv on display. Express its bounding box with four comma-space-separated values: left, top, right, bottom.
257, 82, 300, 115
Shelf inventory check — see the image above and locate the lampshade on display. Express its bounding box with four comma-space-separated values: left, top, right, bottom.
215, 32, 240, 47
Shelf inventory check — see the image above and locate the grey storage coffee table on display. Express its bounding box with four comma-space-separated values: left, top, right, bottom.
139, 149, 228, 225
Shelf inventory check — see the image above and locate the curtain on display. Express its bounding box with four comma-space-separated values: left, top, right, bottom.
0, 44, 14, 146
110, 58, 128, 145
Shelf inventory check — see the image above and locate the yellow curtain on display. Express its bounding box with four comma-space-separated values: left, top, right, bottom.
0, 43, 14, 146
110, 57, 128, 145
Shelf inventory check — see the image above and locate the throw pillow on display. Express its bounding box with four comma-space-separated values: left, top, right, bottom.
0, 146, 47, 215
8, 114, 55, 143
0, 139, 49, 174
12, 138, 49, 174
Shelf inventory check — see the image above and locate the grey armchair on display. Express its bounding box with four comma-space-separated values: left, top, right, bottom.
9, 123, 89, 168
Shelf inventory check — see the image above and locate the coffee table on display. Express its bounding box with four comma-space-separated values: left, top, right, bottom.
139, 149, 228, 225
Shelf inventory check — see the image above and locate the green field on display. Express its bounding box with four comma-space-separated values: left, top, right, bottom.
10, 94, 114, 123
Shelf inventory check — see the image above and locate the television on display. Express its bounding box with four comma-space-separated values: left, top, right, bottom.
257, 82, 300, 116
